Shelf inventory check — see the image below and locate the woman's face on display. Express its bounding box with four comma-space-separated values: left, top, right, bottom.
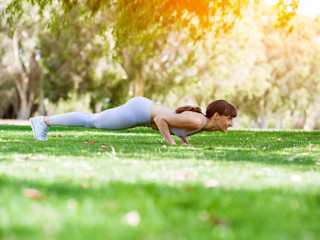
216, 114, 233, 132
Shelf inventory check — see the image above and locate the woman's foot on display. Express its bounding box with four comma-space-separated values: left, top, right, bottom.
29, 116, 49, 141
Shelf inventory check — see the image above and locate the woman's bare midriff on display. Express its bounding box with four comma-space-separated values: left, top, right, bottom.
150, 103, 175, 130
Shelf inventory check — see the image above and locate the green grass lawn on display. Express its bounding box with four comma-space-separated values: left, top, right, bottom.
0, 125, 320, 240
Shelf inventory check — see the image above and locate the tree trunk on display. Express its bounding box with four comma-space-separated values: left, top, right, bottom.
15, 74, 33, 119
119, 46, 145, 98
12, 33, 33, 119
38, 87, 46, 115
134, 73, 144, 96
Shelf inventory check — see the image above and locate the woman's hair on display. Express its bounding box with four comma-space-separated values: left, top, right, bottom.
175, 106, 203, 114
175, 100, 237, 118
206, 99, 237, 118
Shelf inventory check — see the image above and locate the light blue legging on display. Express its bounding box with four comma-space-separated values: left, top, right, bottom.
50, 97, 154, 130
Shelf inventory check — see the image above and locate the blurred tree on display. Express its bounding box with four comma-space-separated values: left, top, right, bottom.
39, 6, 105, 104
0, 6, 43, 119
174, 2, 320, 129
0, 3, 111, 118
215, 4, 320, 129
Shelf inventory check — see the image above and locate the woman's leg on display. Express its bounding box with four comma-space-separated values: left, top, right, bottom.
88, 97, 153, 129
30, 97, 153, 140
30, 112, 94, 141
49, 112, 93, 127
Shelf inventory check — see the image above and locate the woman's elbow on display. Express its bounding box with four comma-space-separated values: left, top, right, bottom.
154, 116, 163, 124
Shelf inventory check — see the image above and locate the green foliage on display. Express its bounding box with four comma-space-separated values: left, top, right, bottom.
39, 6, 106, 103
1, 126, 320, 239
2, 0, 298, 47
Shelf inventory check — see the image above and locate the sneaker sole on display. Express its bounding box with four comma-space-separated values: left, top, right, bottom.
29, 118, 38, 140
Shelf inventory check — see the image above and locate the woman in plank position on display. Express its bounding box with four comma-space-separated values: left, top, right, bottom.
30, 97, 237, 145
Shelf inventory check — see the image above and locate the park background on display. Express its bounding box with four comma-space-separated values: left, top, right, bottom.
1, 0, 320, 129
1, 1, 320, 240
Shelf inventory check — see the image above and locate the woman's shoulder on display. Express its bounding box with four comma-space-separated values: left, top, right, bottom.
151, 104, 175, 119
180, 111, 205, 127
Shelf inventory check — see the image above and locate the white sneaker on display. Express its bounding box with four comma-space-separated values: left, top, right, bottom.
30, 116, 49, 141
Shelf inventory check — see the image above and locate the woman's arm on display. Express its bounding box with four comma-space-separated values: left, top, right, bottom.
154, 112, 203, 145
154, 116, 177, 145
179, 137, 189, 144
179, 137, 200, 145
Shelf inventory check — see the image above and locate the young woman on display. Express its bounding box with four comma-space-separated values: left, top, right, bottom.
30, 97, 237, 145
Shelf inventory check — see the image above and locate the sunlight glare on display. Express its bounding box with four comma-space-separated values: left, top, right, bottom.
264, 0, 320, 18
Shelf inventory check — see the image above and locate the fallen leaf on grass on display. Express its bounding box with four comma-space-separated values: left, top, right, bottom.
63, 162, 71, 168
204, 179, 219, 188
139, 166, 150, 170
291, 200, 300, 209
298, 153, 309, 156
198, 152, 204, 157
84, 141, 96, 146
204, 147, 214, 150
172, 172, 189, 181
14, 156, 25, 162
30, 154, 46, 160
120, 160, 139, 164
80, 149, 87, 153
99, 144, 107, 150
22, 188, 42, 200
261, 167, 273, 173
122, 211, 140, 227
110, 146, 116, 155
197, 210, 229, 226
262, 146, 272, 150
277, 138, 283, 142
204, 161, 211, 166
105, 152, 119, 161
212, 217, 230, 227
222, 184, 230, 191
35, 167, 46, 173
308, 148, 317, 151
198, 210, 210, 221
81, 162, 94, 171
67, 198, 78, 209
13, 154, 46, 162
81, 182, 90, 189
53, 134, 64, 138
82, 173, 97, 179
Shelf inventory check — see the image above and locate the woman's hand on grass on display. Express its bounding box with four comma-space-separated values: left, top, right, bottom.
182, 142, 200, 145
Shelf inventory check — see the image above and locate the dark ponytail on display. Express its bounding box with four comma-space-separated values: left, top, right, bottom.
175, 106, 203, 114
